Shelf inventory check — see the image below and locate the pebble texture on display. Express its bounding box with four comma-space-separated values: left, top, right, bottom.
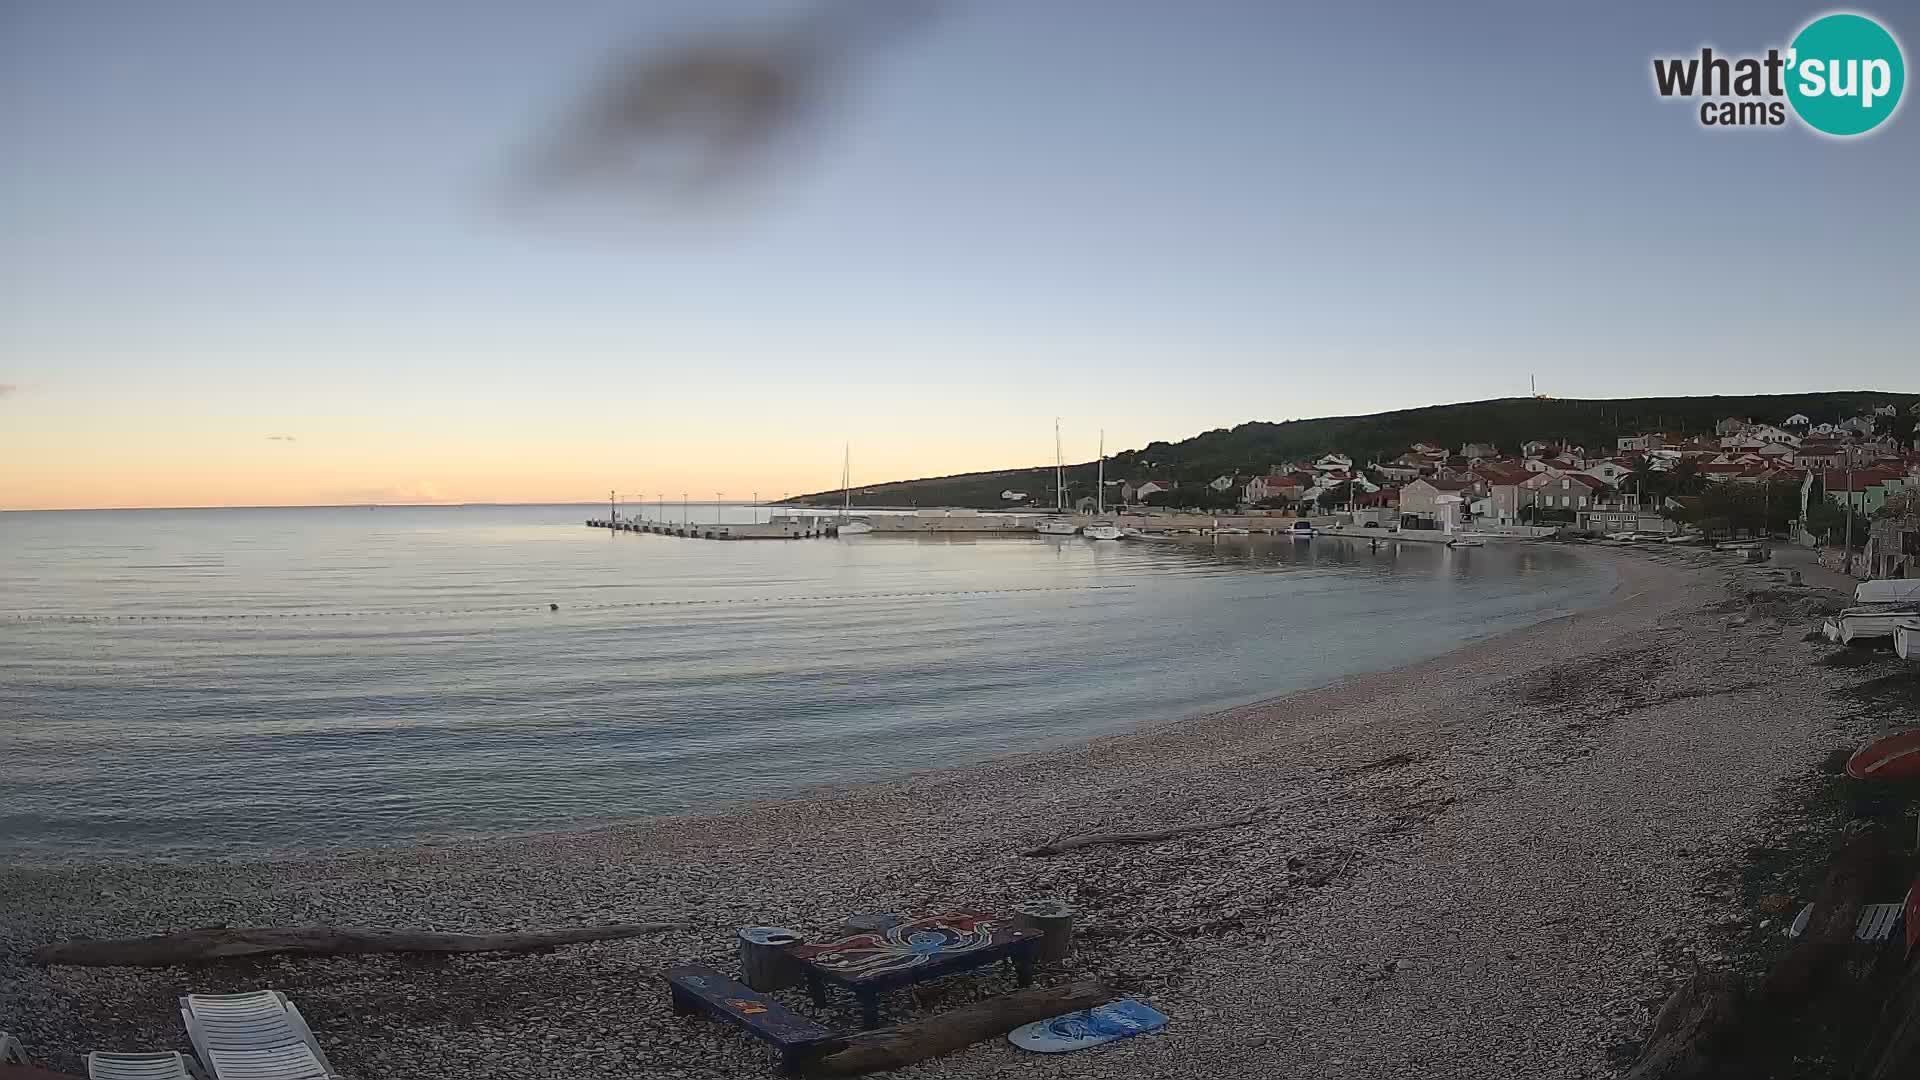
0, 545, 1879, 1079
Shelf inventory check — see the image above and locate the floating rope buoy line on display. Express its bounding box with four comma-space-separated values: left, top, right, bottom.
1, 584, 1137, 624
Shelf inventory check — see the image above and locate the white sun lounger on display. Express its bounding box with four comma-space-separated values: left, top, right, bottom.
1788, 901, 1905, 941
1, 1032, 28, 1064
87, 1051, 204, 1079
179, 992, 337, 1080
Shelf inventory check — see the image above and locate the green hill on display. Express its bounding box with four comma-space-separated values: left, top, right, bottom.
786, 391, 1917, 509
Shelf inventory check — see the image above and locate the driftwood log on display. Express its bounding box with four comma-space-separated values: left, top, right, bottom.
1021, 807, 1269, 857
32, 923, 687, 968
1623, 970, 1746, 1080
805, 978, 1112, 1076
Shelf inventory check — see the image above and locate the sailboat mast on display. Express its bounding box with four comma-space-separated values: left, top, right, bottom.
842, 444, 851, 519
1054, 418, 1064, 511
1096, 430, 1105, 516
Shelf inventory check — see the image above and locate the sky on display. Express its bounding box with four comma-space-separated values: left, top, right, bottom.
2, 0, 1916, 510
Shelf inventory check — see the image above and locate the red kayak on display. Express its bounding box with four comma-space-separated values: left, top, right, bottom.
1845, 729, 1920, 781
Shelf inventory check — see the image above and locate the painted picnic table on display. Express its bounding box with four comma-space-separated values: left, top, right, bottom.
789, 910, 1040, 1028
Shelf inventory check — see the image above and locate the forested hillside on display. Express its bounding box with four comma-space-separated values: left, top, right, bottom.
787, 391, 1917, 509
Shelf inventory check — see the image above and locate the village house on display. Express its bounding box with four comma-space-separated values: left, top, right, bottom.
1785, 413, 1812, 429
1517, 472, 1608, 519
1375, 461, 1424, 483
1399, 477, 1476, 524
1802, 466, 1912, 521
1864, 497, 1919, 579
1795, 441, 1848, 469
999, 489, 1029, 501
1314, 453, 1353, 473
1208, 474, 1239, 493
1473, 466, 1533, 524
1132, 479, 1177, 502
1583, 459, 1635, 486
1243, 474, 1300, 504
1715, 417, 1751, 437
1459, 442, 1498, 461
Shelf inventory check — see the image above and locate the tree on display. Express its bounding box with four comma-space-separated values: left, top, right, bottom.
1874, 409, 1917, 451
1667, 459, 1707, 497
1625, 458, 1661, 509
1805, 497, 1871, 550
1316, 482, 1353, 510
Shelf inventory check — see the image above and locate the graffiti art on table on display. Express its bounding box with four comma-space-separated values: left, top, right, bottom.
794, 911, 1011, 980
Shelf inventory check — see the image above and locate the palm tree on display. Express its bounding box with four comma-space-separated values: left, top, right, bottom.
1668, 459, 1707, 497
1625, 458, 1661, 510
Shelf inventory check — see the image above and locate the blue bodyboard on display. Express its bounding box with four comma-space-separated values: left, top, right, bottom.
1008, 997, 1168, 1053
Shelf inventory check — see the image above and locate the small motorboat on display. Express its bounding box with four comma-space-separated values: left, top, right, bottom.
838, 520, 874, 535
1892, 618, 1919, 660
1824, 606, 1920, 644
1082, 522, 1122, 541
1214, 526, 1250, 536
1446, 537, 1485, 547
1036, 517, 1079, 536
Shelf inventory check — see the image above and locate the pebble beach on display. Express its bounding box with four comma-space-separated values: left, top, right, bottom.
0, 544, 1886, 1079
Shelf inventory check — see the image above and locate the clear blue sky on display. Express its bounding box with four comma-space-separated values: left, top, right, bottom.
2, 1, 1915, 508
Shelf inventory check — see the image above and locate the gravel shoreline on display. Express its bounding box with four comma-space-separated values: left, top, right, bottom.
0, 545, 1877, 1078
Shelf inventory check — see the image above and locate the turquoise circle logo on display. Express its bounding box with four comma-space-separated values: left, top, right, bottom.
1786, 13, 1905, 136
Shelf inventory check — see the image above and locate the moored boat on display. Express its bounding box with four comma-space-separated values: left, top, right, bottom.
1082, 522, 1121, 541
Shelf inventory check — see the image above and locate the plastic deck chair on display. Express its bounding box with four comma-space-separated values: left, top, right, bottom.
1, 1032, 28, 1065
178, 992, 337, 1080
86, 1052, 202, 1079
1788, 902, 1905, 941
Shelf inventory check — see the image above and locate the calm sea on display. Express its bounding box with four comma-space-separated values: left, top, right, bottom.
0, 505, 1615, 859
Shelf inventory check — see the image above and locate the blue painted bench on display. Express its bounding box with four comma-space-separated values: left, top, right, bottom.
666, 965, 833, 1073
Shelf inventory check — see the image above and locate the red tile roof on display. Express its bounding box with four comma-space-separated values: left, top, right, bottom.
1822, 467, 1906, 490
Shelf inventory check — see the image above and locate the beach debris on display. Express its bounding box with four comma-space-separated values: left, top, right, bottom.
31, 923, 689, 968
804, 978, 1113, 1075
1627, 825, 1901, 1077
1020, 806, 1270, 858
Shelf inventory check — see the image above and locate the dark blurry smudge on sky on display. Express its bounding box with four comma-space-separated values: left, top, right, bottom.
510, 0, 933, 209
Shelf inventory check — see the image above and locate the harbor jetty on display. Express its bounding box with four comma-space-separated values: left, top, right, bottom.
587, 516, 840, 540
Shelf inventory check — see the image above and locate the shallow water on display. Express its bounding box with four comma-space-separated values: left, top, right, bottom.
0, 505, 1614, 858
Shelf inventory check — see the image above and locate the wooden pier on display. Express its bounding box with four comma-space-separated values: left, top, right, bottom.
587, 518, 840, 541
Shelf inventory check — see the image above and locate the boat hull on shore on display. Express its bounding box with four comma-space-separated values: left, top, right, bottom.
1823, 607, 1920, 644
1896, 619, 1920, 660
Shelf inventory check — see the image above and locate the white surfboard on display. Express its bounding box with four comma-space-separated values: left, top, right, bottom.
1008, 997, 1168, 1053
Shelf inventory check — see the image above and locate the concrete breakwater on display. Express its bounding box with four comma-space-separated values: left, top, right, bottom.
586, 517, 840, 540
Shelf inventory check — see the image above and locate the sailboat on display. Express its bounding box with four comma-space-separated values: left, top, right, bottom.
1036, 418, 1079, 536
1082, 429, 1120, 539
837, 444, 873, 534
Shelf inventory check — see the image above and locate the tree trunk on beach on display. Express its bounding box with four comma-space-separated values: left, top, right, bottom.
804, 979, 1112, 1076
1021, 808, 1269, 857
32, 923, 687, 968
